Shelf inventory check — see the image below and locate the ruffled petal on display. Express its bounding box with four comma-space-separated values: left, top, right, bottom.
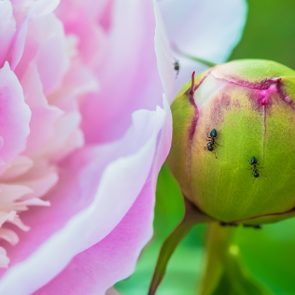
0, 0, 16, 67
8, 0, 61, 70
14, 14, 69, 95
0, 63, 31, 162
35, 182, 156, 295
0, 105, 170, 294
80, 0, 162, 143
35, 99, 172, 295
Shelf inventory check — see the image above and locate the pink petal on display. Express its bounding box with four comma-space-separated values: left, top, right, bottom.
80, 0, 162, 143
14, 14, 69, 95
26, 0, 60, 17
8, 0, 61, 70
35, 181, 156, 295
0, 0, 16, 67
1, 156, 33, 180
7, 16, 28, 70
34, 17, 69, 95
0, 105, 170, 294
57, 0, 111, 28
35, 99, 172, 295
0, 63, 31, 162
57, 0, 110, 69
21, 63, 83, 161
10, 0, 60, 16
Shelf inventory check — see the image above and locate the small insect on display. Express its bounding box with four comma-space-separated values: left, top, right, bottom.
220, 221, 238, 227
243, 224, 262, 229
173, 60, 180, 76
206, 128, 218, 152
250, 156, 259, 178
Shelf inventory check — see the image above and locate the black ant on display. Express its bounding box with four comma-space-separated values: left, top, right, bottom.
250, 156, 259, 178
220, 222, 262, 230
220, 221, 238, 227
243, 224, 262, 229
207, 128, 217, 152
173, 60, 180, 77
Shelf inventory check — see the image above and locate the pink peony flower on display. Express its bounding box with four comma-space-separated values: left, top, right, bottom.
0, 0, 170, 293
0, 0, 246, 294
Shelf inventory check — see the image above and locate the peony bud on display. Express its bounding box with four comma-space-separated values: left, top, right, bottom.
168, 60, 295, 225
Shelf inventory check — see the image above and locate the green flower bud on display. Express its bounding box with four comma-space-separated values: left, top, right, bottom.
168, 59, 295, 224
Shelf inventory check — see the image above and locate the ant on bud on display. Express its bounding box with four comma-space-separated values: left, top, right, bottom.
243, 224, 262, 229
206, 128, 218, 152
219, 221, 238, 227
250, 156, 260, 178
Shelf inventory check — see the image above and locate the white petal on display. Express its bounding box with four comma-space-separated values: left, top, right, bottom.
0, 247, 9, 268
158, 0, 247, 62
153, 0, 176, 102
154, 0, 248, 95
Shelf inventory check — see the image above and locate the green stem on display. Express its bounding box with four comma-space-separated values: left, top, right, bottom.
148, 215, 195, 295
148, 201, 210, 295
198, 223, 234, 295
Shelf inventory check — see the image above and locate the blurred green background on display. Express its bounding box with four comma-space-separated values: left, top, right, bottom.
117, 0, 295, 294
